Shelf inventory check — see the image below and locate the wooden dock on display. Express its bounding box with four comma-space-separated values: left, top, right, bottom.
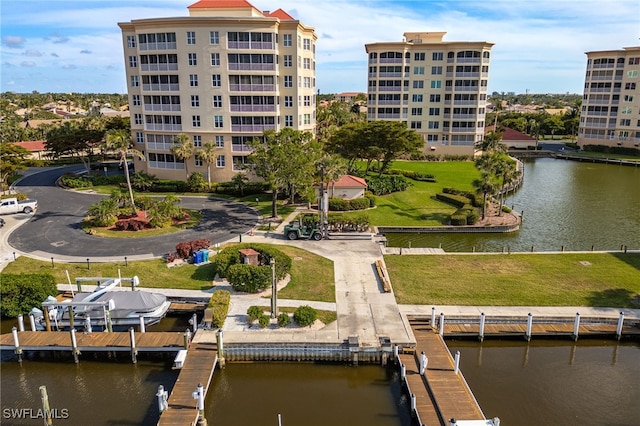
399, 319, 486, 425
0, 331, 186, 352
157, 341, 218, 426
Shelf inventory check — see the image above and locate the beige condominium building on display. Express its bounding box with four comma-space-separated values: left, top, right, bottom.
118, 0, 317, 182
578, 46, 640, 149
365, 32, 493, 156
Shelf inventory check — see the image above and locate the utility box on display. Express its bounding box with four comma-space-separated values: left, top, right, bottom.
239, 248, 260, 266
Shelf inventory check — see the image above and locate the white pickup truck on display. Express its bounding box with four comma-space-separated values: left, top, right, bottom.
0, 197, 38, 214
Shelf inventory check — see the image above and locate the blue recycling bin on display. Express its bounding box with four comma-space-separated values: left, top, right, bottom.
201, 249, 209, 262
193, 250, 203, 265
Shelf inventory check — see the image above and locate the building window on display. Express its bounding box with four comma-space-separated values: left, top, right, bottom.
304, 114, 311, 125
304, 96, 311, 106
413, 80, 424, 89
624, 95, 634, 102
192, 115, 201, 127
414, 52, 425, 61
187, 31, 196, 45
188, 53, 197, 66
136, 132, 144, 143
191, 95, 200, 107
411, 108, 423, 116
211, 53, 220, 66
132, 95, 141, 106
193, 135, 202, 147
621, 107, 633, 114
134, 113, 142, 125
195, 157, 203, 167
430, 94, 441, 102
410, 121, 422, 129
214, 116, 223, 128
432, 52, 443, 61
216, 155, 225, 167
215, 135, 224, 147
304, 58, 311, 69
412, 94, 423, 102
129, 56, 137, 67
284, 76, 293, 87
127, 36, 136, 48
304, 77, 311, 88
285, 115, 293, 127
131, 75, 139, 87
429, 107, 440, 115
620, 119, 631, 126
210, 31, 219, 45
431, 80, 442, 89
414, 67, 425, 75
284, 55, 292, 67
483, 51, 490, 59
431, 66, 442, 75
211, 74, 221, 87
283, 34, 292, 47
428, 121, 439, 129
189, 74, 198, 87
284, 95, 293, 107
627, 70, 638, 78
303, 39, 311, 50
212, 95, 222, 108
625, 82, 637, 90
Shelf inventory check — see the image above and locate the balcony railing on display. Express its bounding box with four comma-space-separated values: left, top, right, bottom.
229, 104, 276, 112
144, 123, 182, 131
143, 104, 181, 112
379, 72, 402, 78
377, 100, 401, 105
453, 100, 477, 105
377, 114, 401, 119
142, 84, 180, 92
455, 58, 481, 63
138, 42, 177, 51
379, 58, 404, 64
227, 41, 274, 50
232, 144, 253, 152
455, 72, 480, 78
149, 161, 185, 170
453, 86, 479, 92
228, 63, 276, 71
146, 142, 175, 151
450, 127, 478, 133
229, 84, 275, 92
231, 124, 276, 132
378, 86, 402, 91
141, 63, 179, 71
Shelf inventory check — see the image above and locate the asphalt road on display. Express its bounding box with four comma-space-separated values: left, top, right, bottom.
7, 166, 259, 259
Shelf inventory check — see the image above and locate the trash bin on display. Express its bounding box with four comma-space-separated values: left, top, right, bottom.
195, 250, 204, 264
192, 251, 199, 264
201, 249, 209, 262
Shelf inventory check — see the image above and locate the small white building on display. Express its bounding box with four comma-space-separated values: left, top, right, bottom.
316, 175, 368, 200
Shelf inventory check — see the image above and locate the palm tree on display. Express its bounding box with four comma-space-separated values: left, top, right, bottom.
473, 152, 500, 220
104, 129, 145, 215
231, 173, 249, 196
197, 142, 218, 189
494, 154, 521, 214
170, 133, 194, 180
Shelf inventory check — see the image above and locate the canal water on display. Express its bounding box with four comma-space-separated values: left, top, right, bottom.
446, 339, 640, 426
386, 159, 640, 252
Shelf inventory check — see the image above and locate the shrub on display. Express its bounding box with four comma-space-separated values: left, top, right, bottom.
211, 244, 291, 280
59, 174, 92, 189
450, 213, 468, 226
293, 305, 317, 327
502, 205, 512, 213
175, 239, 211, 259
247, 306, 264, 323
364, 191, 376, 208
134, 196, 155, 211
277, 312, 291, 328
258, 314, 270, 328
207, 290, 230, 328
328, 198, 348, 211
227, 264, 271, 293
436, 192, 469, 208
187, 172, 207, 192
365, 175, 412, 195
0, 274, 57, 317
386, 169, 437, 182
466, 208, 480, 225
1, 193, 28, 201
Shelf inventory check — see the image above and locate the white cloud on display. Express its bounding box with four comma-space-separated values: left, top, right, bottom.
80, 49, 92, 54
24, 49, 43, 57
62, 64, 77, 69
21, 61, 36, 67
2, 35, 26, 48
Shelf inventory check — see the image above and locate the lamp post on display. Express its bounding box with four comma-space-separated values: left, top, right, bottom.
270, 258, 277, 318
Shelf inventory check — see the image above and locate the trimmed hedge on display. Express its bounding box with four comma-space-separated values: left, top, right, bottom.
443, 187, 483, 208
0, 274, 57, 317
293, 305, 317, 327
328, 197, 370, 211
278, 312, 291, 327
583, 144, 640, 157
365, 175, 412, 195
247, 305, 264, 323
387, 168, 437, 182
211, 243, 291, 281
299, 213, 370, 233
436, 192, 470, 208
227, 264, 271, 293
207, 290, 230, 328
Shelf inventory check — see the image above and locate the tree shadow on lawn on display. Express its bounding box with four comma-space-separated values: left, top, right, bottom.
191, 263, 217, 290
610, 253, 640, 273
586, 288, 639, 308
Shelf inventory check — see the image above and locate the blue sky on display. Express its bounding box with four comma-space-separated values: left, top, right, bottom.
1, 0, 639, 95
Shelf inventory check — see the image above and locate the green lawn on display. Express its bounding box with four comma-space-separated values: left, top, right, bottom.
349, 161, 479, 226
385, 252, 640, 307
2, 244, 334, 302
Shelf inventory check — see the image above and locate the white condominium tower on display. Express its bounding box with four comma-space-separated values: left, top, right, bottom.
365, 32, 494, 156
578, 46, 640, 149
119, 0, 317, 181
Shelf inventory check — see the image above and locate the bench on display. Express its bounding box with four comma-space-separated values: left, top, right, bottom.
375, 260, 392, 293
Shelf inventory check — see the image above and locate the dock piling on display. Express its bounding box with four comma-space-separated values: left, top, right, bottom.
410, 393, 416, 412
139, 316, 146, 333
479, 313, 485, 342
525, 313, 533, 341
431, 306, 436, 327
68, 306, 74, 329
17, 315, 24, 332
157, 385, 169, 413
29, 313, 36, 332
70, 328, 80, 363
454, 351, 460, 374
216, 329, 225, 368
129, 327, 138, 363
193, 383, 207, 426
439, 313, 445, 336
39, 385, 53, 426
191, 313, 198, 334
400, 363, 406, 379
12, 327, 22, 361
43, 306, 51, 331
573, 312, 581, 341
616, 312, 624, 340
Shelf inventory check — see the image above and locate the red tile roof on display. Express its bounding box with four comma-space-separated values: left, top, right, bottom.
485, 126, 536, 142
12, 141, 46, 152
188, 0, 258, 9
330, 175, 368, 188
268, 8, 294, 20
